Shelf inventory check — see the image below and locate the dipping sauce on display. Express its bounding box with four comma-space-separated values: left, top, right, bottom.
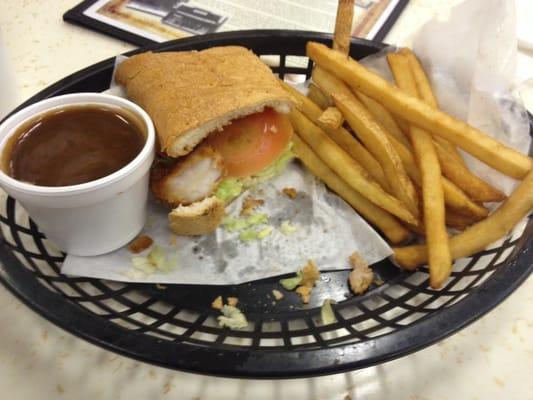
5, 105, 145, 187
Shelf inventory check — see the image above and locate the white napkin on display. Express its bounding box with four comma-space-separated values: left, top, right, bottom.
63, 162, 392, 284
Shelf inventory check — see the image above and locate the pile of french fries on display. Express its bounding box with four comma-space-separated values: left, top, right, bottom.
281, 1, 533, 289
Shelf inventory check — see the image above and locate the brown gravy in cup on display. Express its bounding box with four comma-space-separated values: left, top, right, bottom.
4, 105, 145, 187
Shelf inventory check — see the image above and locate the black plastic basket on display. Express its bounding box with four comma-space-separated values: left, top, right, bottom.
0, 30, 531, 379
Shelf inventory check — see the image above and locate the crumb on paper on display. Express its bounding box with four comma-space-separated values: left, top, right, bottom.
320, 299, 336, 325
300, 260, 320, 287
349, 252, 368, 269
217, 305, 248, 330
278, 260, 320, 303
282, 187, 297, 199
296, 260, 320, 303
349, 251, 373, 295
295, 285, 312, 303
272, 289, 284, 300
127, 234, 153, 253
168, 235, 178, 246
280, 220, 298, 235
211, 295, 223, 310
163, 382, 174, 394
281, 260, 321, 304
240, 195, 264, 216
227, 296, 239, 306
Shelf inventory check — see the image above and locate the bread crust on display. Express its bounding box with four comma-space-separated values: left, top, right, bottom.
115, 46, 292, 157
168, 196, 225, 236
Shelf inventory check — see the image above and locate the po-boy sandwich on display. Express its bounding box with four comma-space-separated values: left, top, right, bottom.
115, 46, 294, 235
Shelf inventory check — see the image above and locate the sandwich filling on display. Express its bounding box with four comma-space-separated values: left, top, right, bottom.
151, 108, 293, 207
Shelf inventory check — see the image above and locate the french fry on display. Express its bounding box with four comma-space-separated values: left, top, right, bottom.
293, 134, 411, 244
394, 48, 506, 202
332, 0, 355, 55
354, 90, 411, 148
387, 51, 451, 288
307, 41, 533, 179
394, 170, 533, 271
280, 80, 389, 190
385, 127, 489, 220
318, 106, 344, 129
433, 140, 506, 202
290, 108, 417, 225
312, 67, 419, 217
391, 113, 411, 134
333, 93, 420, 219
445, 209, 477, 231
312, 66, 354, 98
403, 205, 480, 233
312, 65, 487, 219
307, 83, 332, 109
399, 48, 465, 166
406, 208, 477, 232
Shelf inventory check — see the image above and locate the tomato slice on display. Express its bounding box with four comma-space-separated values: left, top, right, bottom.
202, 108, 293, 178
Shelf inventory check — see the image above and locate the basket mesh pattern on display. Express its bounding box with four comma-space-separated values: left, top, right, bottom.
0, 195, 525, 351
0, 33, 530, 376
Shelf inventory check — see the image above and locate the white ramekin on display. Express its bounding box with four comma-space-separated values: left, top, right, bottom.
0, 93, 155, 256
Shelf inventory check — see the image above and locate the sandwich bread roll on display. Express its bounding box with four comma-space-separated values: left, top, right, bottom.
116, 46, 294, 235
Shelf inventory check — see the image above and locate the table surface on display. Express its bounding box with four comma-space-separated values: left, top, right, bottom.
0, 1, 532, 399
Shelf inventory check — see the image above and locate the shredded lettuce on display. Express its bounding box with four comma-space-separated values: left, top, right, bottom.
222, 216, 248, 232
224, 213, 268, 230
217, 305, 248, 329
131, 257, 156, 274
147, 246, 165, 268
130, 245, 176, 275
215, 178, 244, 203
237, 224, 273, 242
239, 228, 259, 242
280, 220, 298, 235
246, 213, 268, 225
279, 271, 302, 291
215, 143, 294, 203
257, 225, 273, 239
320, 299, 337, 325
125, 269, 147, 280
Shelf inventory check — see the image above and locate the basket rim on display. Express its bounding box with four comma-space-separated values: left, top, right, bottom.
0, 30, 531, 379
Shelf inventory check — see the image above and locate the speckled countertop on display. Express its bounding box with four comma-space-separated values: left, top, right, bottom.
0, 1, 531, 399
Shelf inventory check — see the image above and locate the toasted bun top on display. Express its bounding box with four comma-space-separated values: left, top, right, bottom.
115, 46, 293, 157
